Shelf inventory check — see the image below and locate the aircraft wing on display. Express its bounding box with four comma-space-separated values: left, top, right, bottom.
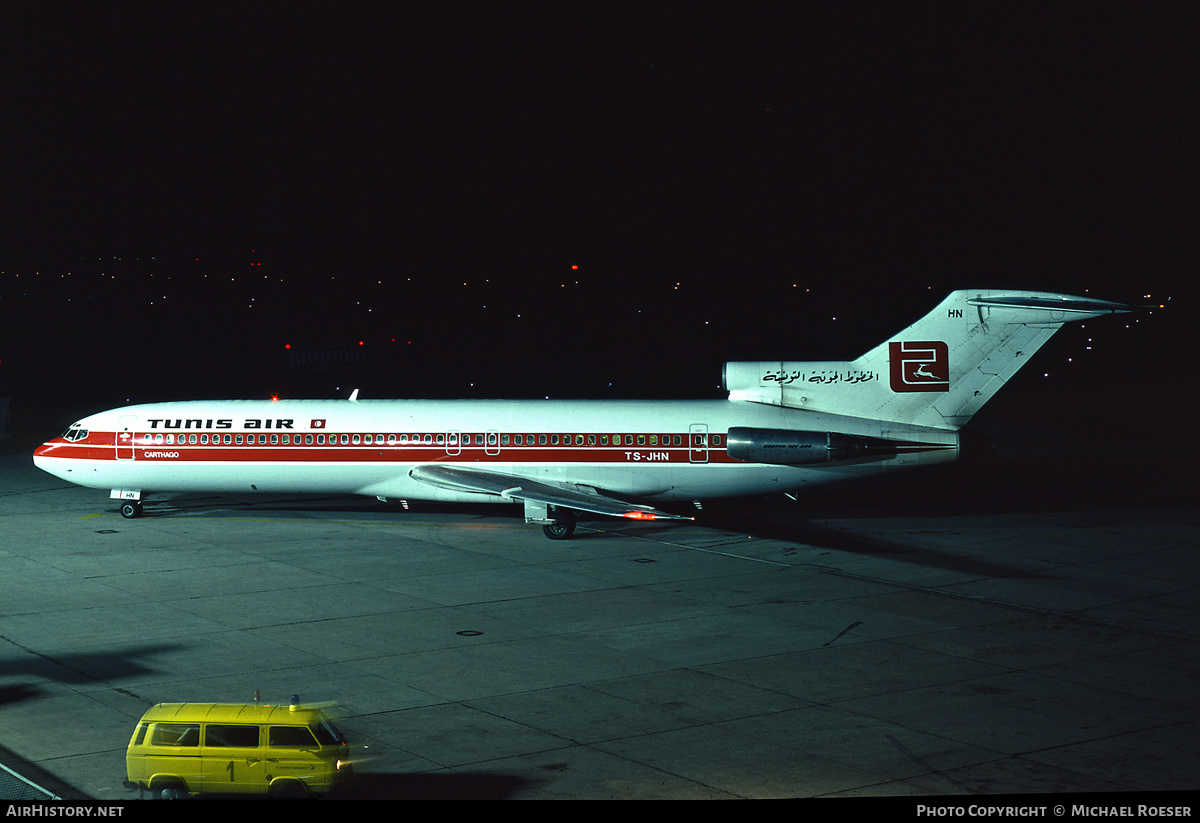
407, 464, 693, 522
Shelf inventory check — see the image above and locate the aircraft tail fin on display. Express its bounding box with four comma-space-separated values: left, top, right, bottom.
724, 289, 1128, 430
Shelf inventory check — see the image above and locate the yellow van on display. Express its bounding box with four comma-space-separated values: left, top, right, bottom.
125, 701, 352, 798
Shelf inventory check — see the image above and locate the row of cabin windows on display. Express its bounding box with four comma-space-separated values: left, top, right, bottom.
139, 722, 324, 749
140, 432, 724, 447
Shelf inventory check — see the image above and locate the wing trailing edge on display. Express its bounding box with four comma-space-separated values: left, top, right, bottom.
407, 464, 693, 522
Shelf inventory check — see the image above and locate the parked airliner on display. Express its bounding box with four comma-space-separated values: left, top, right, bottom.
34, 290, 1127, 538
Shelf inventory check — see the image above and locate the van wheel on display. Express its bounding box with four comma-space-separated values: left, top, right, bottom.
269, 780, 308, 799
149, 778, 186, 799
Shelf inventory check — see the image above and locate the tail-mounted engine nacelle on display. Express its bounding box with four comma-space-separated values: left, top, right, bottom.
726, 427, 936, 466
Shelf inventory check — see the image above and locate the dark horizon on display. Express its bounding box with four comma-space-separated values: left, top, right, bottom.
2, 6, 1193, 416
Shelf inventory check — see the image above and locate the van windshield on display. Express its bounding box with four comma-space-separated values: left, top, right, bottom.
313, 720, 344, 746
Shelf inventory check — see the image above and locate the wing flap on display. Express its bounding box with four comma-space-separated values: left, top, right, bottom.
407, 464, 692, 522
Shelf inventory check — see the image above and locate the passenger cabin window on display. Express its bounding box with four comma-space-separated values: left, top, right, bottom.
204, 725, 259, 747
151, 723, 200, 747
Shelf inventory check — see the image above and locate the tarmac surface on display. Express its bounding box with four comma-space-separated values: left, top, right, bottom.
1, 406, 1197, 800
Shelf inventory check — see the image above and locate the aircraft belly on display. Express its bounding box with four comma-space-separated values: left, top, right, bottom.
529, 465, 670, 497
33, 457, 405, 496
662, 462, 900, 499
34, 450, 935, 505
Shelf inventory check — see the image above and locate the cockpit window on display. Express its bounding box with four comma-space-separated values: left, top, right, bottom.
61, 425, 89, 442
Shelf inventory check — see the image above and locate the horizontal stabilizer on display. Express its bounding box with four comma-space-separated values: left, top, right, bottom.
960, 293, 1128, 326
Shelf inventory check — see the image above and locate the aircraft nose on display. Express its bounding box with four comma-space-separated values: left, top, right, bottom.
33, 439, 64, 462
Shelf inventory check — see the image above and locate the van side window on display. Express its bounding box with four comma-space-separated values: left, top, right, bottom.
205, 724, 259, 747
151, 723, 200, 746
269, 726, 319, 748
133, 722, 148, 746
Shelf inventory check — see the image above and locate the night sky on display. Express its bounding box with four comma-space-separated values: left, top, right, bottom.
1, 6, 1194, 420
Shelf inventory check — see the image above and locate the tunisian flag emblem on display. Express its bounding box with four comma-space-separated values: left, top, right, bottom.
311, 419, 326, 429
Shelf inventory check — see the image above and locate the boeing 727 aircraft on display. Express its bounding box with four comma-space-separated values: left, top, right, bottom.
34, 289, 1127, 538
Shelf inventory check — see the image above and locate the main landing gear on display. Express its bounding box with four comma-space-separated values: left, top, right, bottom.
541, 509, 576, 540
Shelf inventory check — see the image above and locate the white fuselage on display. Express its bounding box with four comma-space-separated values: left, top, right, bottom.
33, 398, 958, 507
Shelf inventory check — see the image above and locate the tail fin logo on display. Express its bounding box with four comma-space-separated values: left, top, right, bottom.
889, 341, 949, 392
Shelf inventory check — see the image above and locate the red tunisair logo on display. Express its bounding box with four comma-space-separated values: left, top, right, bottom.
311, 419, 326, 428
889, 341, 950, 392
